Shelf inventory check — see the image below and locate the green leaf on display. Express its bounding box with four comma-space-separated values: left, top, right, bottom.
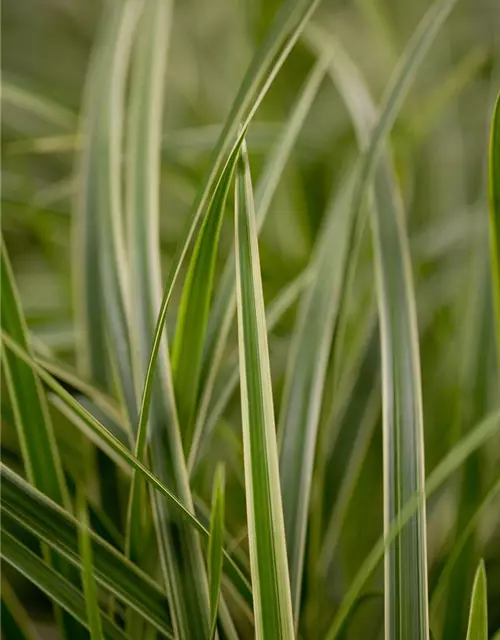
191, 57, 328, 470
195, 266, 312, 472
171, 141, 242, 453
77, 495, 104, 640
489, 92, 500, 374
278, 171, 356, 623
1, 464, 173, 637
74, 0, 140, 421
1, 240, 85, 639
1, 241, 70, 508
465, 561, 488, 640
234, 141, 294, 639
208, 465, 226, 640
307, 0, 463, 632
136, 0, 322, 480
1, 576, 41, 640
1, 530, 130, 640
325, 407, 500, 639
0, 333, 252, 607
123, 1, 224, 636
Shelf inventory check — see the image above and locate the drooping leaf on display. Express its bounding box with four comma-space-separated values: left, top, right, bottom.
234, 141, 294, 639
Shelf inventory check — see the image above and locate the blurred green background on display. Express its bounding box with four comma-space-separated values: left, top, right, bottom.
2, 0, 500, 637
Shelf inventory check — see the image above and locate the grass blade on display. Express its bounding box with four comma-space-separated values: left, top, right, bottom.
77, 495, 104, 640
208, 466, 226, 640
171, 143, 241, 453
0, 240, 84, 638
136, 0, 322, 473
465, 561, 488, 640
190, 58, 327, 470
0, 333, 252, 606
196, 268, 312, 469
325, 408, 500, 639
235, 141, 294, 639
1, 530, 130, 640
1, 464, 173, 636
489, 92, 500, 373
307, 1, 463, 632
278, 172, 356, 624
124, 1, 220, 635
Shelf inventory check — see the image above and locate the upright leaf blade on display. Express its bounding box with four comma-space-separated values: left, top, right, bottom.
77, 496, 104, 640
465, 561, 488, 640
307, 1, 462, 632
136, 0, 322, 468
208, 466, 226, 640
235, 141, 294, 639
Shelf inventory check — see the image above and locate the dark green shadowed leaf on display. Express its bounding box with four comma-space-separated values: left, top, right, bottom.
77, 495, 104, 640
465, 561, 488, 640
208, 465, 226, 640
489, 92, 500, 372
1, 577, 41, 640
190, 58, 328, 471
1, 530, 130, 640
235, 141, 294, 639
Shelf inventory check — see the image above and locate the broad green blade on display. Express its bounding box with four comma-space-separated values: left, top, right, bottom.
196, 268, 312, 469
191, 58, 328, 470
136, 0, 322, 472
1, 577, 41, 640
307, 0, 462, 631
1, 530, 130, 640
465, 561, 488, 640
325, 408, 500, 639
278, 172, 356, 624
171, 141, 242, 453
1, 241, 84, 638
489, 92, 500, 372
208, 466, 226, 640
0, 333, 252, 607
123, 0, 214, 635
1, 464, 173, 637
77, 495, 104, 640
235, 141, 294, 639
